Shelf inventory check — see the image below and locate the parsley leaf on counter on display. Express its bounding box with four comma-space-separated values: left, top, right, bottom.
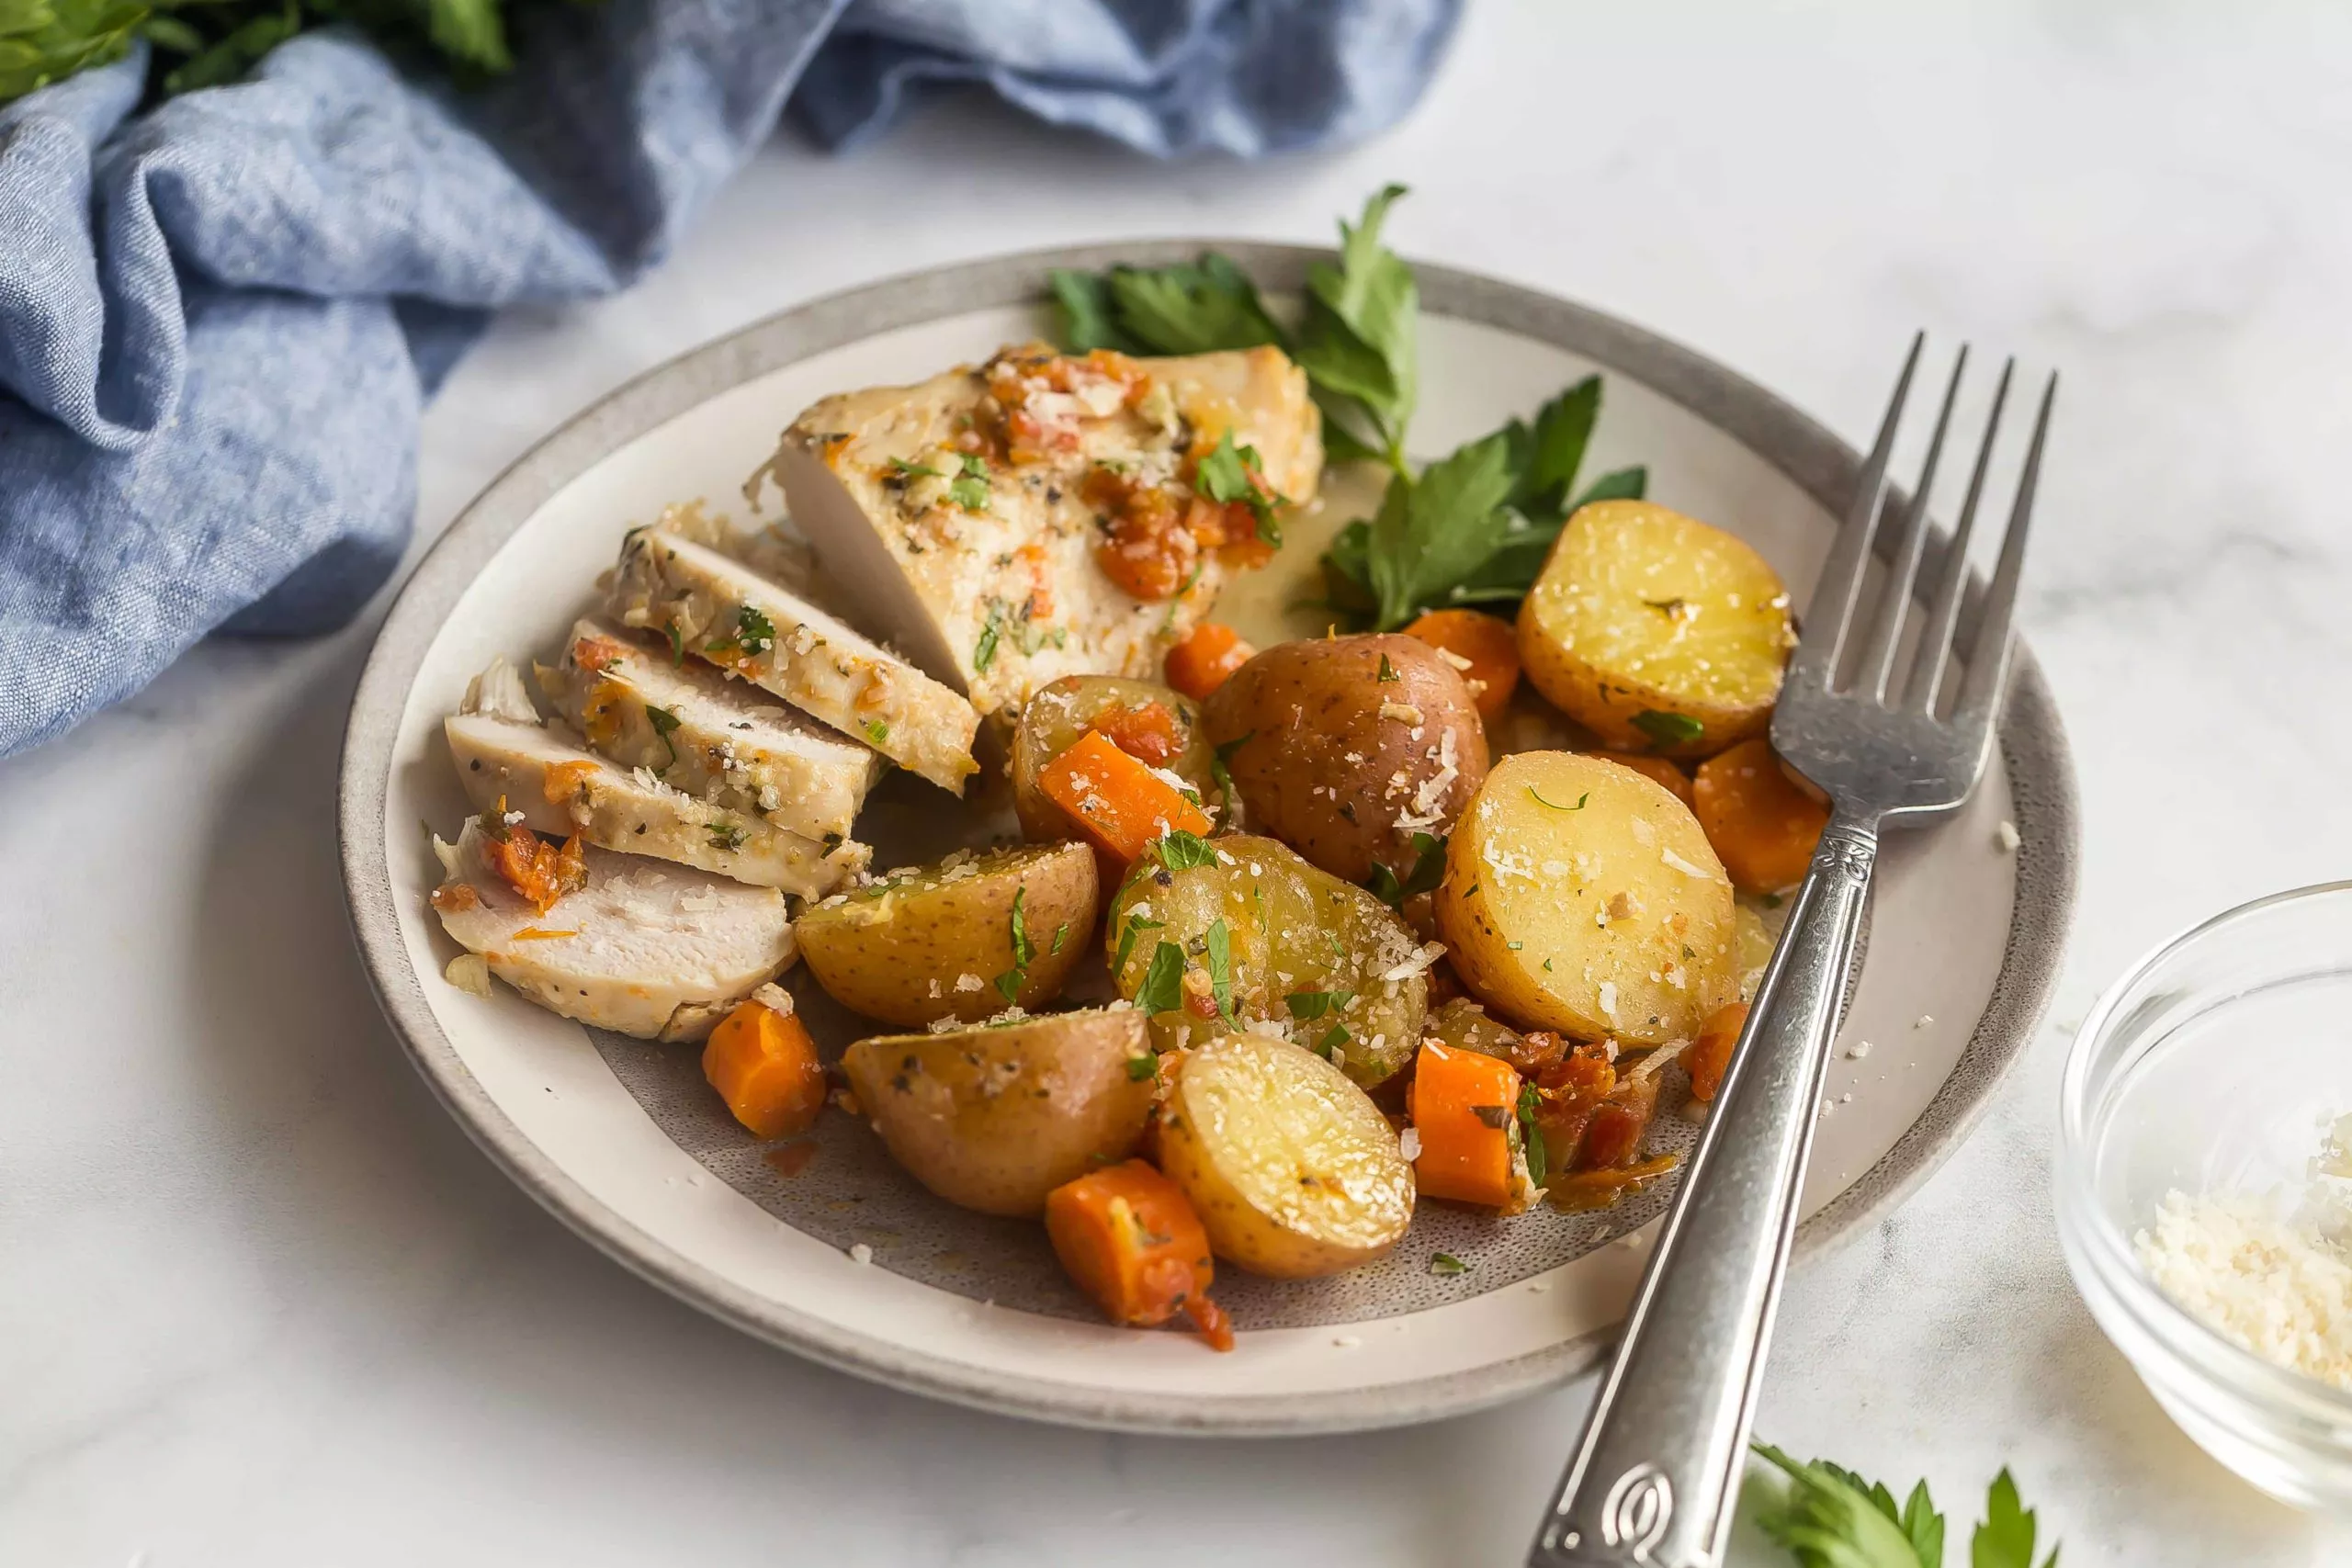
1971, 1472, 2058, 1568
1747, 1443, 2061, 1568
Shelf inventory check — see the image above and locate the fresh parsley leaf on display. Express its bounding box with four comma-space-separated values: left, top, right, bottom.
1135, 941, 1187, 1016
1194, 430, 1282, 547
1568, 465, 1649, 511
1108, 254, 1285, 355
1125, 1053, 1159, 1082
1517, 1082, 1547, 1189
1284, 989, 1355, 1021
644, 705, 682, 771
1204, 918, 1235, 1021
993, 886, 1034, 1003
1049, 268, 1145, 354
888, 456, 944, 480
1295, 184, 1419, 470
1154, 830, 1220, 873
1113, 912, 1163, 975
707, 605, 776, 659
1429, 1252, 1469, 1276
1632, 710, 1706, 748
1316, 1021, 1350, 1058
1506, 376, 1600, 519
1050, 922, 1069, 955
972, 606, 1002, 673
864, 719, 889, 746
1529, 787, 1588, 812
1973, 1471, 2057, 1568
1750, 1442, 1941, 1568
1375, 653, 1399, 682
1363, 429, 1519, 630
707, 821, 748, 852
949, 454, 989, 512
1366, 831, 1447, 908
663, 622, 685, 665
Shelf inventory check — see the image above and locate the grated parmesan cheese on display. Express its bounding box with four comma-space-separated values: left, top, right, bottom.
2136, 1188, 2352, 1393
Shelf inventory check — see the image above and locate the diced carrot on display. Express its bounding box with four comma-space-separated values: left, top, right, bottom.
1589, 750, 1693, 805
1035, 728, 1213, 863
1692, 738, 1828, 893
702, 997, 827, 1139
482, 821, 588, 914
1045, 1159, 1229, 1350
1686, 1001, 1750, 1103
1164, 622, 1255, 702
1089, 699, 1183, 766
1404, 608, 1521, 721
1408, 1039, 1522, 1208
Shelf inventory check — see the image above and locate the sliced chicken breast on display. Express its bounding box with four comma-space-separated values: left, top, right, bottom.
605, 525, 979, 794
761, 342, 1323, 724
537, 618, 884, 842
432, 820, 795, 1043
446, 712, 868, 898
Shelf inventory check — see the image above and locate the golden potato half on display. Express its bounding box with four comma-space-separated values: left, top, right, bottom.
1435, 751, 1738, 1044
840, 1009, 1155, 1217
1156, 1032, 1414, 1278
798, 840, 1098, 1027
1518, 500, 1794, 758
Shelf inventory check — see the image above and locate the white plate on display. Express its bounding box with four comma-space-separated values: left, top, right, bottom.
339, 243, 2077, 1434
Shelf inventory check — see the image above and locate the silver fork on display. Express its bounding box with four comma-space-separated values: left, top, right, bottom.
1525, 336, 2056, 1568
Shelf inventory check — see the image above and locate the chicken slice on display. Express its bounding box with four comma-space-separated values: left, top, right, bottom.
446, 712, 868, 898
431, 820, 794, 1043
605, 525, 979, 794
537, 617, 885, 842
760, 342, 1322, 724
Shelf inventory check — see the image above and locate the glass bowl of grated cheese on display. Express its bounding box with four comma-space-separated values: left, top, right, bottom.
2058, 882, 2352, 1510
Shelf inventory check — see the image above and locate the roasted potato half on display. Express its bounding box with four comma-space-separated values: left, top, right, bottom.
1012, 676, 1222, 841
1203, 634, 1487, 886
1156, 1032, 1415, 1278
798, 841, 1098, 1027
1105, 833, 1430, 1089
1435, 751, 1738, 1044
1519, 501, 1795, 758
840, 1009, 1156, 1217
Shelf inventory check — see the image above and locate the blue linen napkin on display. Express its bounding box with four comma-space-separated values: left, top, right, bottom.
0, 0, 1460, 757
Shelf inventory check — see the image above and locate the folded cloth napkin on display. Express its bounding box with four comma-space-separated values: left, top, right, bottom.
0, 0, 1459, 758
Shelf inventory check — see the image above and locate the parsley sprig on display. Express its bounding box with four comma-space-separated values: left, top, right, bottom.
992, 886, 1035, 1004
1747, 1443, 2061, 1568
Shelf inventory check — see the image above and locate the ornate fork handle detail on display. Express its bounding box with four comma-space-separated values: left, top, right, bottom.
1532, 815, 1879, 1567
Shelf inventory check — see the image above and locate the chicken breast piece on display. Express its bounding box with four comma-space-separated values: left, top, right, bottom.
446, 712, 869, 898
432, 820, 795, 1043
762, 342, 1323, 725
605, 525, 979, 794
537, 618, 885, 841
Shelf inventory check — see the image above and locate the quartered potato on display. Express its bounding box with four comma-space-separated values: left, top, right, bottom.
1155, 1032, 1415, 1278
839, 1008, 1157, 1217
798, 841, 1099, 1027
1435, 751, 1738, 1045
1105, 833, 1430, 1089
1011, 675, 1223, 841
1203, 634, 1487, 886
1518, 501, 1795, 759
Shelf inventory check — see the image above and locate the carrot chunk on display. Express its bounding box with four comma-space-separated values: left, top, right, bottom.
1036, 728, 1213, 864
1589, 750, 1693, 806
482, 818, 588, 914
1164, 621, 1255, 702
1404, 608, 1521, 721
702, 997, 827, 1139
1692, 738, 1828, 893
1045, 1160, 1229, 1350
1408, 1039, 1522, 1208
1088, 699, 1183, 766
1686, 1001, 1750, 1104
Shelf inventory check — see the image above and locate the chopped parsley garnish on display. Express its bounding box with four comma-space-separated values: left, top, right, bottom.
1375, 653, 1400, 682
662, 622, 685, 665
864, 719, 890, 746
1193, 429, 1282, 547
1204, 918, 1236, 1021
1153, 829, 1220, 873
1316, 1022, 1350, 1058
1135, 940, 1188, 1015
1125, 1054, 1159, 1082
1365, 830, 1446, 908
707, 821, 748, 852
1210, 730, 1252, 807
1631, 709, 1705, 748
949, 453, 990, 511
1529, 786, 1588, 812
992, 886, 1035, 1003
1517, 1082, 1547, 1188
644, 704, 682, 772
707, 605, 776, 659
1050, 922, 1069, 955
972, 606, 1002, 673
1113, 911, 1163, 974
888, 457, 943, 479
1430, 1252, 1469, 1276
1284, 989, 1355, 1021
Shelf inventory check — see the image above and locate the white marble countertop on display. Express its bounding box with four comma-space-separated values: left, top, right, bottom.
12, 6, 2352, 1562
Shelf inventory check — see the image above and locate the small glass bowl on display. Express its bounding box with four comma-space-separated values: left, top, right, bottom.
2057, 882, 2352, 1510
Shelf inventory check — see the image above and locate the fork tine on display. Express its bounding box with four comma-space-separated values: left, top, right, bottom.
1954, 370, 2056, 728
1904, 357, 2014, 714
1853, 346, 1968, 702
1786, 332, 1923, 693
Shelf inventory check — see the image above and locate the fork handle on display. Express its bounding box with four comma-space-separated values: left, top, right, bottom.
1528, 814, 1880, 1568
